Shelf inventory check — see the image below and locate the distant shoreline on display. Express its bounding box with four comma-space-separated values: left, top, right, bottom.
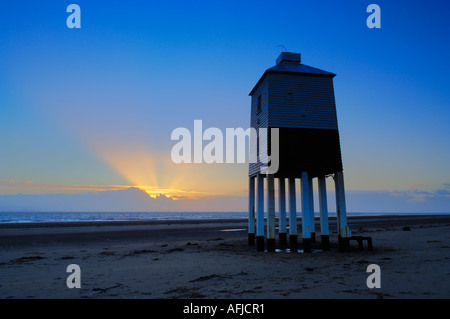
1, 211, 449, 225
0, 213, 449, 229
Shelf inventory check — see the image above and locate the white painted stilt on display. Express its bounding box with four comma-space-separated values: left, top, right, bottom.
301, 171, 312, 252
288, 177, 297, 251
335, 177, 341, 234
334, 171, 350, 237
318, 175, 330, 249
266, 174, 275, 251
278, 178, 287, 248
318, 176, 329, 235
248, 176, 256, 245
308, 176, 315, 242
334, 171, 351, 251
256, 174, 265, 251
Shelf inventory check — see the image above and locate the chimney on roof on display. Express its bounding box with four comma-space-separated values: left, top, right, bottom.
276, 52, 301, 65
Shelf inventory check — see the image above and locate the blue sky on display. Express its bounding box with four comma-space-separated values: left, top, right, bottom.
0, 0, 449, 212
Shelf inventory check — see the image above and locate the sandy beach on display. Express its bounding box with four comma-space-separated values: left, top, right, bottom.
0, 215, 449, 299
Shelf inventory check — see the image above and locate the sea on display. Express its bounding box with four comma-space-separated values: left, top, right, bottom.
0, 211, 249, 223
0, 211, 448, 224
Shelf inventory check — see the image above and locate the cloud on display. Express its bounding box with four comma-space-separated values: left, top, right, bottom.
0, 187, 247, 212
344, 184, 450, 213
387, 184, 450, 202
0, 180, 129, 195
1, 184, 449, 214
0, 187, 150, 212
435, 189, 450, 196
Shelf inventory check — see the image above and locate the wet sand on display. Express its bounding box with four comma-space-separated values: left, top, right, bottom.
0, 215, 449, 299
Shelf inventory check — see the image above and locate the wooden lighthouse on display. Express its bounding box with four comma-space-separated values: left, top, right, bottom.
247, 52, 352, 252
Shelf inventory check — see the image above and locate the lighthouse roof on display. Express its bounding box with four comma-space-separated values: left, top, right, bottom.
249, 52, 335, 96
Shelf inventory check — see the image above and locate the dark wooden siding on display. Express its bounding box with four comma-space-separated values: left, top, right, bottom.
274, 127, 343, 178
267, 73, 338, 130
249, 77, 269, 177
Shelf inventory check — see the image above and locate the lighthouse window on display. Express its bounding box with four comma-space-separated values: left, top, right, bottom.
256, 95, 262, 114
256, 133, 260, 158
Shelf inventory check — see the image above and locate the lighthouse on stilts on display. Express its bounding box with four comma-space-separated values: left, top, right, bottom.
247, 52, 352, 253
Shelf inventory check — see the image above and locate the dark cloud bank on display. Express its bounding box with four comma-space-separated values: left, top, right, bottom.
1, 185, 449, 213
